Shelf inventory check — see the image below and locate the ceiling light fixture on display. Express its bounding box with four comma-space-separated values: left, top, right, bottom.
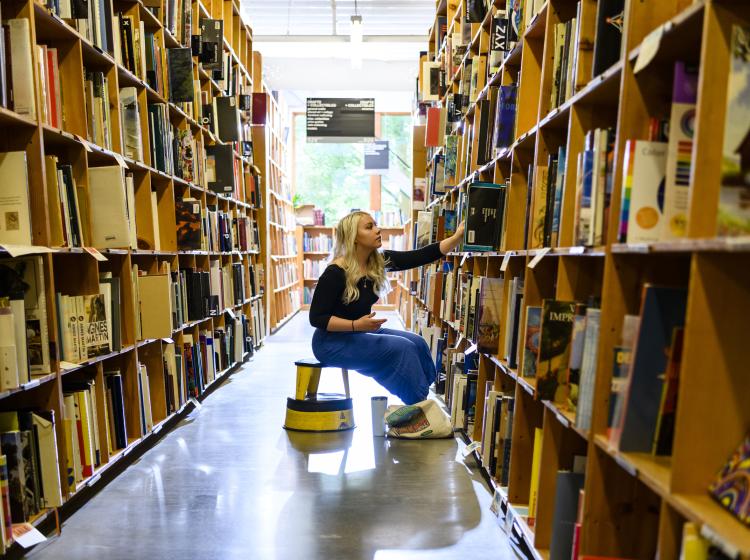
350, 0, 363, 68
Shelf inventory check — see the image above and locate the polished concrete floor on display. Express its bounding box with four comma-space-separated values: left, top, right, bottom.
28, 311, 515, 560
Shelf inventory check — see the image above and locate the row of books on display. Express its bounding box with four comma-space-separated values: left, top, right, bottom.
270, 200, 297, 229
303, 259, 330, 281
302, 287, 314, 305
419, 0, 623, 114
422, 82, 517, 198
134, 260, 259, 342
0, 408, 63, 545
272, 231, 297, 256
274, 262, 299, 288
302, 232, 332, 253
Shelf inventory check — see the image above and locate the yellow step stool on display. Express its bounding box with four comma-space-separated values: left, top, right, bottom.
284, 358, 355, 432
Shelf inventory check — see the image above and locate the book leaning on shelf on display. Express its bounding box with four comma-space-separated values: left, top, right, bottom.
0, 256, 51, 388
0, 409, 63, 525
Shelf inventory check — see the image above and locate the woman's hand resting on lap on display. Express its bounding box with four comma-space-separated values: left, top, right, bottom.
354, 312, 387, 332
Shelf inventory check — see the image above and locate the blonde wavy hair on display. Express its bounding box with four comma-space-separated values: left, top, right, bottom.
333, 211, 389, 304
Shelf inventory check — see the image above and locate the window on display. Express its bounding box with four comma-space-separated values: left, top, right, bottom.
293, 113, 412, 225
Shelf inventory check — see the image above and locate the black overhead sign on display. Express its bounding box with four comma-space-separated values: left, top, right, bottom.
306, 98, 375, 143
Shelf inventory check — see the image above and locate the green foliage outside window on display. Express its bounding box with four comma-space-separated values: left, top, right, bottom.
293, 113, 412, 225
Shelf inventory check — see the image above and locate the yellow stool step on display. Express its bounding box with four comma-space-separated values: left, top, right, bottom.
285, 359, 354, 432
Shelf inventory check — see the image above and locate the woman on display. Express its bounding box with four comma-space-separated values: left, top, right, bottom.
309, 211, 465, 404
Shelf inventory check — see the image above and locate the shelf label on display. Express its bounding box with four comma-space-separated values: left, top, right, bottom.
555, 409, 570, 429
462, 440, 482, 458
59, 361, 78, 371
528, 247, 551, 269
112, 151, 128, 168
500, 252, 513, 272
87, 474, 101, 487
21, 379, 40, 391
83, 247, 107, 261
12, 523, 47, 548
74, 134, 94, 152
634, 24, 666, 74
569, 246, 585, 255
700, 524, 739, 559
162, 338, 174, 344
189, 397, 203, 410
0, 244, 56, 257
614, 453, 637, 477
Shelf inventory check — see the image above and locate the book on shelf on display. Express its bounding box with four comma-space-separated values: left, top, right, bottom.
205, 144, 236, 194
88, 166, 136, 249
0, 256, 51, 380
575, 307, 601, 431
464, 182, 506, 251
493, 84, 517, 153
607, 314, 639, 439
55, 292, 111, 363
199, 19, 224, 79
84, 70, 114, 150
104, 371, 128, 451
167, 47, 194, 103
527, 426, 543, 528
592, 0, 624, 78
549, 471, 586, 560
617, 140, 668, 244
0, 151, 31, 246
718, 24, 750, 237
536, 299, 576, 404
708, 433, 750, 528
663, 62, 698, 239
476, 277, 503, 355
614, 285, 687, 453
652, 327, 684, 456
7, 18, 36, 120
566, 303, 588, 412
521, 306, 542, 379
213, 96, 241, 142
120, 86, 144, 161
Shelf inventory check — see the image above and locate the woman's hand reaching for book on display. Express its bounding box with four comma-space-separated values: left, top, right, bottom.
440, 221, 465, 255
354, 312, 387, 332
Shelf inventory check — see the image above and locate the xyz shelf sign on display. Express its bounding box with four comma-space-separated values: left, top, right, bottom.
306, 98, 375, 143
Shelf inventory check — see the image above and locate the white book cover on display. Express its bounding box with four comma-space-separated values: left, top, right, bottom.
63, 394, 82, 484
0, 308, 20, 390
88, 166, 131, 248
0, 151, 32, 246
8, 19, 36, 119
9, 299, 28, 384
624, 140, 668, 243
139, 363, 153, 431
31, 412, 63, 508
150, 190, 161, 251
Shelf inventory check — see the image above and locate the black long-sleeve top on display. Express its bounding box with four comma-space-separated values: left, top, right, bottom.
309, 242, 443, 330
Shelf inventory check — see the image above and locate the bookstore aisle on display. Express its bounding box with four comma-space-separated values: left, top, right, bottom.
26, 311, 513, 560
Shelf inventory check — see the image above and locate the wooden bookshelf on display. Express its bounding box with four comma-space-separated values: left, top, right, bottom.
406, 0, 750, 559
299, 224, 334, 310
0, 0, 267, 551
251, 71, 296, 333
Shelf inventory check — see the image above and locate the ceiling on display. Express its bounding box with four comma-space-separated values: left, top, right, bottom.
239, 0, 434, 109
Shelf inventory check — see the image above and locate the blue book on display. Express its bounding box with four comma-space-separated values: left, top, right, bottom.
577, 149, 595, 245
551, 146, 567, 246
493, 85, 518, 151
